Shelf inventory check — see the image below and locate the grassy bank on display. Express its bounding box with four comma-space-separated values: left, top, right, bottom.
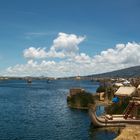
114, 125, 140, 140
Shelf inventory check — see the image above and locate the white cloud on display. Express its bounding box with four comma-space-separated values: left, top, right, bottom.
23, 47, 47, 59
46, 32, 85, 58
5, 37, 140, 77
24, 32, 56, 40
94, 42, 140, 66
23, 32, 86, 59
52, 32, 85, 51
74, 53, 91, 63
6, 60, 56, 77
26, 32, 49, 36
46, 49, 66, 58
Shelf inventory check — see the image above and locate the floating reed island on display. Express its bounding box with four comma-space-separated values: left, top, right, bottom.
67, 86, 112, 110
67, 88, 100, 109
67, 78, 140, 139
67, 78, 140, 127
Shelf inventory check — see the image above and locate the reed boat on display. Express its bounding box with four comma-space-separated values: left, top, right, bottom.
89, 97, 140, 127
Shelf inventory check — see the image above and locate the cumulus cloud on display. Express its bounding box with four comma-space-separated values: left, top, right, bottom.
46, 32, 85, 58
73, 53, 91, 64
94, 42, 140, 66
7, 60, 56, 77
53, 32, 85, 51
23, 32, 85, 59
5, 38, 140, 77
23, 47, 47, 59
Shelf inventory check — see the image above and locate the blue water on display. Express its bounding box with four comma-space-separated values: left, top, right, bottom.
0, 79, 117, 140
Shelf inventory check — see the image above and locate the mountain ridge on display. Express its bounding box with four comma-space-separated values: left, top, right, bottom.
88, 65, 140, 78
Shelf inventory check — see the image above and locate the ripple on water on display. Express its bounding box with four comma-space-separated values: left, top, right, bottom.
0, 80, 117, 140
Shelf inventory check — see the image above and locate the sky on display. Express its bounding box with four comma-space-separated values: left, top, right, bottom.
1, 0, 140, 77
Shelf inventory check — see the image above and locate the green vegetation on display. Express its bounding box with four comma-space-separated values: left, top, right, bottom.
67, 92, 97, 109
106, 86, 114, 100
96, 86, 106, 93
96, 85, 114, 100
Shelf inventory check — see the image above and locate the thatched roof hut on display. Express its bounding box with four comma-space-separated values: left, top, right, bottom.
115, 86, 136, 97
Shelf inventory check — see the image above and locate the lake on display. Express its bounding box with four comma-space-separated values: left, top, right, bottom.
0, 79, 117, 140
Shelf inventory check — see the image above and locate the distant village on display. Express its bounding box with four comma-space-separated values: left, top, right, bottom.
1, 75, 140, 86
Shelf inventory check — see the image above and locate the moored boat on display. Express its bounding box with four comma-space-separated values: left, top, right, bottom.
27, 79, 32, 84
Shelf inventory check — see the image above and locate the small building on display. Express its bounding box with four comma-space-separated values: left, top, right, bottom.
113, 86, 137, 114
99, 92, 105, 101
115, 86, 136, 97
76, 76, 81, 80
137, 85, 140, 97
114, 83, 124, 87
123, 80, 131, 86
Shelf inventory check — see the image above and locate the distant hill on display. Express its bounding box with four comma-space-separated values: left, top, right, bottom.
88, 65, 140, 78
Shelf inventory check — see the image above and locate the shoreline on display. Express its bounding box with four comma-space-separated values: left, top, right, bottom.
114, 125, 140, 140
67, 104, 89, 110
67, 88, 140, 140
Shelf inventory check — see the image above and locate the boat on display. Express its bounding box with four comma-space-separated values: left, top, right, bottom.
89, 97, 140, 127
27, 79, 32, 84
46, 79, 51, 83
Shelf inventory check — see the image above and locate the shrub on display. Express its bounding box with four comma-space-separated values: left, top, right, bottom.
96, 86, 106, 93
